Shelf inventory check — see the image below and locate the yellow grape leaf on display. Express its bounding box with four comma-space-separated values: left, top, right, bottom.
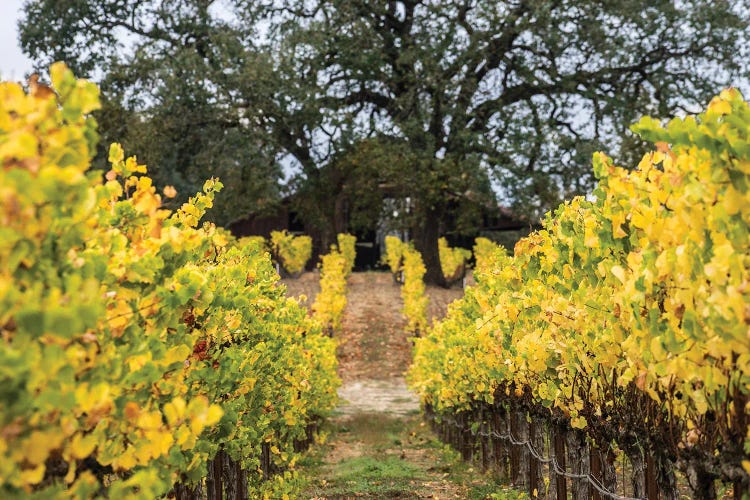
692, 390, 708, 414
23, 430, 63, 466
163, 185, 177, 198
149, 430, 174, 457
108, 143, 124, 166
283, 410, 297, 426
723, 185, 744, 216
650, 337, 666, 362
135, 431, 173, 462
133, 189, 160, 215
0, 130, 38, 161
719, 87, 740, 101
137, 411, 162, 431
611, 265, 626, 284
164, 344, 191, 366
742, 460, 750, 475
164, 397, 187, 426
20, 464, 46, 486
611, 212, 627, 239
107, 299, 132, 338
70, 433, 97, 459
707, 96, 732, 116
206, 405, 223, 426
175, 425, 197, 449
75, 383, 113, 415
570, 416, 587, 429
112, 446, 137, 471
124, 156, 146, 174
50, 62, 75, 94
189, 403, 223, 435
213, 231, 229, 247
64, 460, 77, 484
127, 353, 151, 373
124, 401, 140, 423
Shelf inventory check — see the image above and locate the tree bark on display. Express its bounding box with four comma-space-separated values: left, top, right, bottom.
412, 206, 446, 286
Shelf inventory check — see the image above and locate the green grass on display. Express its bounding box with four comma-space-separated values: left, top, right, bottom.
433, 443, 527, 500
298, 412, 528, 499
309, 455, 425, 497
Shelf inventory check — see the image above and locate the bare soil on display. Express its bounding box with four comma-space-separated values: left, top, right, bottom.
282, 271, 464, 384
282, 271, 503, 499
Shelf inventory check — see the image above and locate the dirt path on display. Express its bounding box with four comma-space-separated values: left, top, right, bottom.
281, 271, 509, 499
283, 271, 464, 384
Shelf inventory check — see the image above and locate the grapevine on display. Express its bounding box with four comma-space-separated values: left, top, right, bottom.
438, 237, 471, 283
312, 248, 349, 336
401, 246, 428, 336
383, 235, 405, 281
270, 230, 312, 277
0, 64, 339, 498
409, 89, 750, 494
337, 233, 357, 277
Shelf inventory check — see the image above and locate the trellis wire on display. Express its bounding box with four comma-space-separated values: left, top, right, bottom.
431, 412, 643, 500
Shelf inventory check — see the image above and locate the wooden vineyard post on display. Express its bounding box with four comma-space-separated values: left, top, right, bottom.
735, 480, 746, 500
233, 458, 248, 500
450, 415, 457, 450
493, 408, 510, 481
646, 455, 659, 500
461, 412, 473, 461
459, 412, 464, 457
628, 448, 647, 499
510, 407, 522, 486
261, 442, 271, 480
517, 409, 530, 488
528, 418, 545, 498
528, 419, 539, 498
480, 409, 491, 472
453, 414, 460, 451
603, 448, 618, 497
566, 429, 589, 498
223, 455, 248, 500
509, 407, 518, 485
206, 451, 224, 500
449, 415, 456, 449
553, 427, 567, 500
591, 447, 602, 500
443, 416, 450, 447
172, 482, 201, 500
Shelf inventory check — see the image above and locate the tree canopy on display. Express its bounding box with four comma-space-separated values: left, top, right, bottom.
20, 0, 750, 282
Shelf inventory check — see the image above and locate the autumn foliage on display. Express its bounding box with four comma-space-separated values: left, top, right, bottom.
409, 89, 750, 494
0, 64, 339, 498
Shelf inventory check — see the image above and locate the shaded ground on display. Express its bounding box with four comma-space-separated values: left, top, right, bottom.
281, 271, 516, 499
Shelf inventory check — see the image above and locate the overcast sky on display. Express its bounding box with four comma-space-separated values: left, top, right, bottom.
0, 0, 33, 81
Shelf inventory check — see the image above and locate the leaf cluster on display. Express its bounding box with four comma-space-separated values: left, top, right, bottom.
409, 89, 750, 488
0, 65, 339, 498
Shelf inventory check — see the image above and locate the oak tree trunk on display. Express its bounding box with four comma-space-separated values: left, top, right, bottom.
412, 206, 446, 287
